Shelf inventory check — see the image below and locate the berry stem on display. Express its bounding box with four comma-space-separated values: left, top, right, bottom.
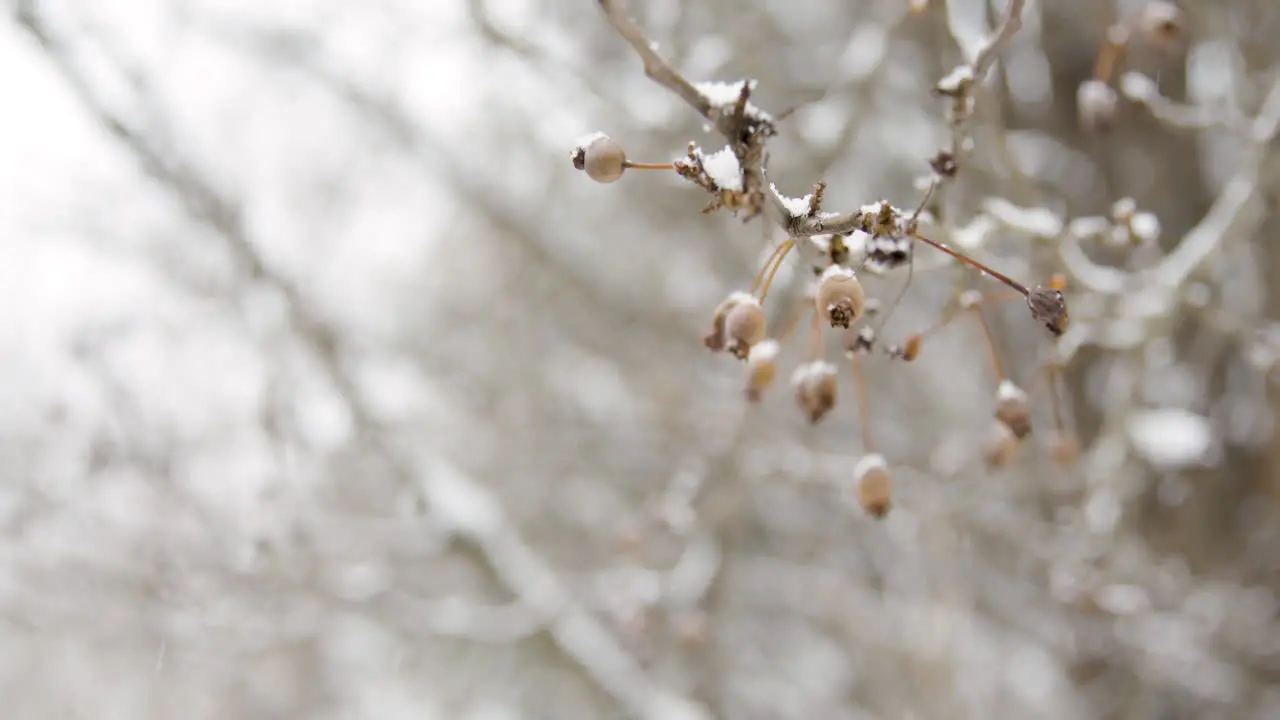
850, 354, 874, 451
623, 161, 676, 171
972, 306, 1007, 381
910, 232, 1030, 296
1046, 364, 1067, 431
757, 238, 794, 303
807, 309, 823, 360
776, 305, 810, 346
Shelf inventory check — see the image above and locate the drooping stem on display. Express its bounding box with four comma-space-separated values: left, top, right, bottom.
910, 232, 1030, 296
972, 306, 1007, 381
850, 354, 874, 451
757, 238, 794, 303
1047, 364, 1066, 431
807, 309, 823, 360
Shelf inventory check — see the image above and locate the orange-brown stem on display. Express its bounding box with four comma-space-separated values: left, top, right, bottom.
851, 354, 874, 450
911, 232, 1030, 296
1093, 25, 1129, 83
758, 239, 794, 304
807, 309, 823, 360
972, 306, 1006, 381
623, 161, 675, 170
1047, 364, 1066, 431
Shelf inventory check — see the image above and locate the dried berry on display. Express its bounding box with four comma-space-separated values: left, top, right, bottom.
792, 361, 839, 424
1077, 79, 1119, 133
994, 379, 1033, 439
899, 333, 922, 362
815, 264, 867, 329
724, 297, 767, 359
853, 454, 893, 518
744, 339, 780, 402
572, 133, 627, 183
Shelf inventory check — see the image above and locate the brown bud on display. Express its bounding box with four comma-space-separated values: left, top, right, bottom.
1077, 80, 1119, 133
744, 340, 780, 402
1028, 285, 1069, 336
899, 334, 923, 362
815, 265, 867, 329
1048, 431, 1081, 469
854, 454, 893, 518
572, 133, 627, 183
982, 420, 1020, 469
1138, 1, 1184, 51
725, 297, 767, 360
792, 361, 839, 424
994, 380, 1033, 439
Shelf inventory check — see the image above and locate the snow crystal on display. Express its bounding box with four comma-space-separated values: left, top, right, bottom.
702, 146, 743, 191
1127, 407, 1213, 469
936, 65, 975, 94
820, 264, 856, 282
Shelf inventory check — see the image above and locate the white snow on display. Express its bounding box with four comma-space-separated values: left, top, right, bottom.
702, 146, 743, 191
854, 453, 888, 480
1127, 407, 1214, 469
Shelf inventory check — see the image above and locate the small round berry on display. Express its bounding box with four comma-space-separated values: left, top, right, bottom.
994, 379, 1033, 439
725, 297, 767, 360
1077, 79, 1119, 133
704, 291, 752, 352
982, 420, 1020, 469
744, 339, 780, 402
815, 264, 867, 329
572, 133, 627, 183
853, 454, 893, 519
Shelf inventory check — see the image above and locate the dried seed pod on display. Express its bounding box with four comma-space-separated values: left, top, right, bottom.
982, 419, 1020, 469
744, 339, 780, 402
724, 297, 767, 359
898, 333, 923, 362
704, 291, 752, 352
571, 133, 627, 183
1077, 79, 1119, 133
1138, 1, 1184, 51
994, 379, 1033, 439
1028, 285, 1070, 336
815, 264, 867, 329
792, 361, 839, 424
1048, 431, 1081, 469
853, 454, 893, 518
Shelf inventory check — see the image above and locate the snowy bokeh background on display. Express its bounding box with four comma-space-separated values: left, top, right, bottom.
2, 0, 1280, 718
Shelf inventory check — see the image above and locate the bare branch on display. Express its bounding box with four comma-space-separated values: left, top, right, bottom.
596, 0, 712, 120
971, 0, 1026, 81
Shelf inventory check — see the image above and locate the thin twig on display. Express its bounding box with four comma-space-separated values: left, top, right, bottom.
971, 0, 1026, 80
